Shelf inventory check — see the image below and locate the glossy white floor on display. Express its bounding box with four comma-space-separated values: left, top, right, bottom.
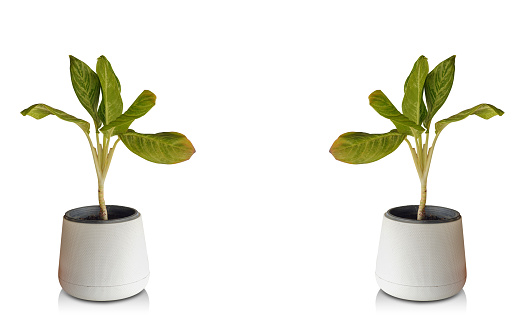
1, 0, 523, 326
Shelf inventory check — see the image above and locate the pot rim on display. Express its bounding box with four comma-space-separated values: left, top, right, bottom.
64, 205, 140, 224
385, 205, 461, 224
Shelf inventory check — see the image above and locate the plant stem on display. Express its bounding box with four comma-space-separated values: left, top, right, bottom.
421, 132, 429, 168
85, 132, 102, 178
96, 137, 121, 219
405, 138, 422, 179
85, 131, 108, 220
98, 178, 108, 220
423, 132, 440, 178
96, 132, 103, 168
416, 132, 440, 220
101, 135, 109, 173
416, 135, 427, 221
417, 177, 427, 220
423, 132, 429, 155
410, 134, 428, 220
103, 137, 120, 179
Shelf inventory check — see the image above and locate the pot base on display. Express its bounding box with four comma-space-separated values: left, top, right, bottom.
376, 274, 465, 302
59, 274, 149, 302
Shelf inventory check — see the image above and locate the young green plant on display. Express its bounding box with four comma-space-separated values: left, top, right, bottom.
330, 55, 503, 220
21, 55, 195, 220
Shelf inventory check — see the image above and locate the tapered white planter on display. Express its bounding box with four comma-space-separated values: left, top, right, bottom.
375, 205, 466, 301
58, 205, 150, 301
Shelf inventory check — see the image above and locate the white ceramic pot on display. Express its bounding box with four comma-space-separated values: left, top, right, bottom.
375, 205, 466, 301
58, 205, 150, 301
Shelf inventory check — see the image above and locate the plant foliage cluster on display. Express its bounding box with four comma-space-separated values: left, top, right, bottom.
330, 56, 503, 220
21, 56, 195, 220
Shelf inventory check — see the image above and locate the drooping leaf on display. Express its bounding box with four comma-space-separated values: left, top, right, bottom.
423, 55, 455, 129
121, 129, 195, 164
100, 90, 156, 137
435, 104, 504, 134
329, 129, 405, 164
21, 104, 90, 134
96, 56, 123, 125
69, 55, 102, 129
402, 56, 429, 125
369, 90, 424, 137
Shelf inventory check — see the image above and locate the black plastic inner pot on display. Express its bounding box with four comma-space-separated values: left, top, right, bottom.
385, 205, 461, 224
64, 205, 140, 224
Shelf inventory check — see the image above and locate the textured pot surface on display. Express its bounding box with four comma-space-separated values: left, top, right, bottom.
59, 205, 149, 301
375, 205, 466, 301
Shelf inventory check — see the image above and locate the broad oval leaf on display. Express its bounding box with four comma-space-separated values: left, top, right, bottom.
330, 129, 404, 164
21, 104, 90, 134
369, 90, 424, 137
97, 55, 123, 125
435, 104, 504, 134
121, 129, 195, 164
423, 55, 455, 129
69, 55, 102, 129
402, 56, 428, 125
100, 90, 156, 137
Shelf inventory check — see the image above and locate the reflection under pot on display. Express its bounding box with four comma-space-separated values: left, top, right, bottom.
58, 289, 149, 313
375, 289, 466, 313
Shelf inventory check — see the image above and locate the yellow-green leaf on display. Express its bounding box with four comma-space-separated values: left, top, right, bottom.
121, 129, 195, 164
369, 90, 424, 137
69, 55, 102, 129
402, 56, 428, 125
330, 130, 404, 164
100, 90, 156, 137
97, 56, 123, 125
423, 55, 455, 129
21, 104, 90, 134
435, 104, 504, 134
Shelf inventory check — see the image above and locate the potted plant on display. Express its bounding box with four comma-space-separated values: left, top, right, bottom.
330, 55, 503, 301
21, 55, 195, 301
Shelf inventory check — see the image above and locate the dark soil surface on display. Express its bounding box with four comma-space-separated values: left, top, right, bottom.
402, 213, 445, 221
388, 205, 460, 223
423, 214, 443, 221
79, 215, 123, 221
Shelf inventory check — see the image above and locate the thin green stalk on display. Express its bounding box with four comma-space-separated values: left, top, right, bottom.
85, 131, 108, 220
405, 137, 422, 179
101, 135, 110, 173
104, 134, 110, 152
97, 134, 104, 169
415, 135, 424, 173
84, 132, 102, 178
416, 132, 440, 220
423, 131, 429, 156
93, 136, 122, 220
421, 132, 429, 169
103, 137, 120, 179
423, 132, 440, 178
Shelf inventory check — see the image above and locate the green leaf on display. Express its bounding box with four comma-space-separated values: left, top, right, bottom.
21, 104, 90, 134
96, 55, 123, 125
69, 55, 102, 129
423, 55, 455, 129
435, 104, 504, 134
369, 90, 424, 137
121, 129, 195, 164
402, 56, 429, 125
329, 129, 405, 164
100, 90, 156, 137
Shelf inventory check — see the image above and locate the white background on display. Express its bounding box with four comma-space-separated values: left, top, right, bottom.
1, 0, 523, 326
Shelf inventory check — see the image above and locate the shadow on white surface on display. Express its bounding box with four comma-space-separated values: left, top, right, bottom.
58, 289, 149, 313
375, 289, 466, 313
